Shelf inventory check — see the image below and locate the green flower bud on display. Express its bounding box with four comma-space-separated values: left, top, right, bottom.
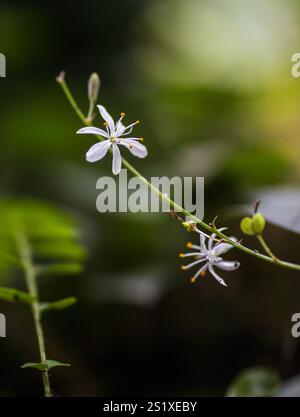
88, 72, 100, 103
182, 221, 196, 232
240, 217, 255, 235
251, 212, 266, 234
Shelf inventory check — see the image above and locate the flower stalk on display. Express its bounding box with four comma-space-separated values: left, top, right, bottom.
256, 234, 279, 263
57, 74, 300, 273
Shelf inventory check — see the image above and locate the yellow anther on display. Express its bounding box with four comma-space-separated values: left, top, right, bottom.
186, 242, 192, 249
121, 112, 125, 117
179, 253, 184, 258
103, 122, 108, 126
191, 277, 196, 284
181, 265, 187, 271
139, 137, 144, 142
136, 120, 140, 124
200, 270, 206, 277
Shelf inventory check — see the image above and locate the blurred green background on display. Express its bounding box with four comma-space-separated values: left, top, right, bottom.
1, 0, 300, 396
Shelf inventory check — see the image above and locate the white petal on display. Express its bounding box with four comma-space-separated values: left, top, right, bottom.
76, 126, 109, 138
193, 264, 208, 280
97, 105, 115, 134
112, 144, 122, 175
208, 265, 227, 286
115, 120, 126, 137
200, 234, 208, 254
86, 140, 111, 162
216, 261, 240, 271
208, 227, 228, 250
121, 139, 148, 158
213, 237, 237, 256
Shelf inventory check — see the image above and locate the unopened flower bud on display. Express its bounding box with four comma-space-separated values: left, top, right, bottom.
88, 72, 100, 103
251, 212, 266, 234
240, 217, 255, 235
182, 221, 196, 232
56, 71, 65, 84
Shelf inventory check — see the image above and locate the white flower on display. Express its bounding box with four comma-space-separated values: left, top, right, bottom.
76, 105, 148, 175
179, 228, 240, 286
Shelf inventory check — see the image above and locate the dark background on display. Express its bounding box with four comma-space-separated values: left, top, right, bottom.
0, 0, 300, 396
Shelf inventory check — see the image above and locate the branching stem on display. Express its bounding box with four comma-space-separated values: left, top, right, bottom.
57, 75, 300, 273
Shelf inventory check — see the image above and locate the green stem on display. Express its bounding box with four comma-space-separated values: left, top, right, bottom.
56, 72, 86, 124
57, 76, 300, 272
257, 234, 279, 263
16, 232, 52, 397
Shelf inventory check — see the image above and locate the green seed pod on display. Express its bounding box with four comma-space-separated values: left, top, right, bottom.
240, 217, 255, 235
88, 72, 100, 103
251, 212, 266, 234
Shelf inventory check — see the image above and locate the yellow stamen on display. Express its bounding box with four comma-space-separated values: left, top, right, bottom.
139, 137, 144, 142
136, 120, 140, 124
190, 277, 196, 284
181, 265, 187, 270
200, 270, 206, 277
103, 122, 108, 126
186, 242, 192, 249
179, 253, 184, 258
121, 112, 125, 117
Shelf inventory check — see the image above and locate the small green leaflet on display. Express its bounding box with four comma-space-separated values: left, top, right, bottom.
0, 287, 34, 304
39, 297, 77, 314
37, 262, 83, 276
21, 360, 71, 371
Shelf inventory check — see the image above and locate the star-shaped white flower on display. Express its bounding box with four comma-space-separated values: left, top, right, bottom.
76, 105, 148, 175
180, 228, 240, 286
